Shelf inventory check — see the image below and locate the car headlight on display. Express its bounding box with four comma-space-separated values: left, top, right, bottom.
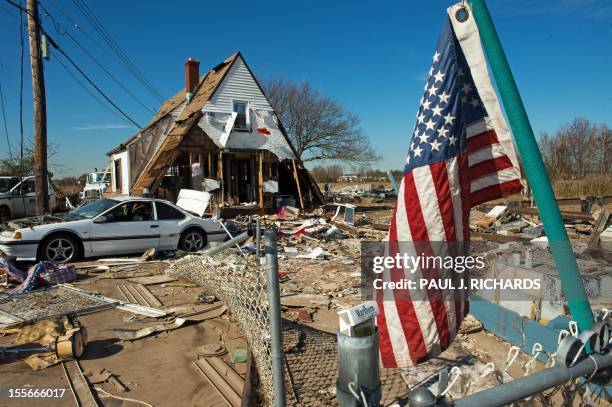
1, 231, 21, 239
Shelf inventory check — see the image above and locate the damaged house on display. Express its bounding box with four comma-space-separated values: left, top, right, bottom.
106, 52, 323, 215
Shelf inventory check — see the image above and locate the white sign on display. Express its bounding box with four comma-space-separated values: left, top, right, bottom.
338, 301, 379, 334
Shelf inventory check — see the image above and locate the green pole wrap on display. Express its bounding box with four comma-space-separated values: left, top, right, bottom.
468, 0, 594, 331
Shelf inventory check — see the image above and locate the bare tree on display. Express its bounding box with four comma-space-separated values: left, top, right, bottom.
0, 142, 61, 177
538, 118, 611, 179
310, 164, 344, 183
264, 79, 380, 166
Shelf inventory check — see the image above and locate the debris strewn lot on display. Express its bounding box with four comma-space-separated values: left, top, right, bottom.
0, 198, 610, 405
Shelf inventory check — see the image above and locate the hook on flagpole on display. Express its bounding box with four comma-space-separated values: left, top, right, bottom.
455, 2, 470, 23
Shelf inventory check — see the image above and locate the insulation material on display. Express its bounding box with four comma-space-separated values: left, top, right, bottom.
203, 178, 221, 192
263, 180, 278, 193
252, 108, 274, 135
198, 113, 295, 160
176, 189, 211, 217
220, 112, 238, 147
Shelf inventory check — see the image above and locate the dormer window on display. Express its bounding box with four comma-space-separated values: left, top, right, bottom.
233, 101, 249, 131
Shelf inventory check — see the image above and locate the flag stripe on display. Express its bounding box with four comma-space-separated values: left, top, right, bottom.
467, 129, 498, 152
468, 155, 514, 181
405, 171, 452, 351
471, 179, 523, 206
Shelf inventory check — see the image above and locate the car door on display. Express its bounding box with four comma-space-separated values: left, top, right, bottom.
89, 201, 160, 255
154, 201, 187, 250
21, 178, 37, 216
8, 179, 29, 218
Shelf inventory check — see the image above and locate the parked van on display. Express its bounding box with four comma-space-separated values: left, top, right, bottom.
0, 176, 57, 222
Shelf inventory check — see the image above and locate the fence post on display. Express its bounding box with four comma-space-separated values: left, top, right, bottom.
265, 230, 286, 406
256, 217, 261, 258
468, 0, 594, 332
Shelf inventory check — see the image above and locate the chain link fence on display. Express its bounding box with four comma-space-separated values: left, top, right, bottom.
167, 252, 276, 405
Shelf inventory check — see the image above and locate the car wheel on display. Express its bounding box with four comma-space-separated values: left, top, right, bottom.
179, 228, 207, 252
41, 234, 80, 263
0, 206, 10, 223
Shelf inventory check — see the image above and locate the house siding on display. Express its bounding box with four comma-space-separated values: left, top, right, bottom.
203, 57, 271, 114
110, 151, 130, 195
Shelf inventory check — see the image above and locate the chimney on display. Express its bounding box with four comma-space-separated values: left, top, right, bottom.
185, 58, 200, 101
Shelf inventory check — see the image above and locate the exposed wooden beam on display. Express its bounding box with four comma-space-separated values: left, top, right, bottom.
291, 159, 304, 212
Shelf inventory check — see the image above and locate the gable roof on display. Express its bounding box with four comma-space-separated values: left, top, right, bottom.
130, 53, 239, 194
117, 51, 323, 204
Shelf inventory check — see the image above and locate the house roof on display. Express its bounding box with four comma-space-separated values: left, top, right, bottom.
129, 53, 240, 194
106, 53, 239, 156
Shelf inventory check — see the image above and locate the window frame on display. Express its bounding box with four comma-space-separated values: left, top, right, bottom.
155, 201, 186, 221
102, 201, 154, 223
232, 100, 249, 132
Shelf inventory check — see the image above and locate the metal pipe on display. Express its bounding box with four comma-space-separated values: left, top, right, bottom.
386, 170, 399, 195
454, 352, 612, 406
264, 230, 286, 406
217, 219, 245, 256
468, 0, 594, 331
256, 217, 261, 258
201, 231, 249, 257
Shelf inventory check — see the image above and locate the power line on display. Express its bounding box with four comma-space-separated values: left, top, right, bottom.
0, 79, 13, 158
54, 55, 129, 124
39, 2, 156, 114
71, 0, 165, 103
4, 0, 143, 129
0, 2, 17, 19
49, 36, 143, 128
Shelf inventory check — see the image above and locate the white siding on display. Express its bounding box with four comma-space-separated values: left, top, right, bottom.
110, 151, 130, 195
203, 57, 271, 113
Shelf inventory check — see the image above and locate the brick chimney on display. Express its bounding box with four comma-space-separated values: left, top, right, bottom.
185, 58, 200, 101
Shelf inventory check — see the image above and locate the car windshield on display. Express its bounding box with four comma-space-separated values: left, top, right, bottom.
87, 172, 111, 184
71, 199, 119, 219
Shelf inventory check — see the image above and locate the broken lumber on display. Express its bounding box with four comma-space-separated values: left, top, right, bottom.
193, 357, 243, 407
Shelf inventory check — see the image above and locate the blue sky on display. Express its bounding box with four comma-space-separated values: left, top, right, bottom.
0, 0, 610, 177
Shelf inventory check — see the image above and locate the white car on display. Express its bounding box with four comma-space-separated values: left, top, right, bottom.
0, 198, 227, 263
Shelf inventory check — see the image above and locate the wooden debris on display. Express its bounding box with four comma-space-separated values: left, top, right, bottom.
116, 283, 163, 307
193, 357, 244, 407
588, 210, 610, 250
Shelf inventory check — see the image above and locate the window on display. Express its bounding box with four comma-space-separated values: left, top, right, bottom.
156, 202, 185, 220
105, 202, 153, 222
233, 101, 248, 131
19, 179, 36, 195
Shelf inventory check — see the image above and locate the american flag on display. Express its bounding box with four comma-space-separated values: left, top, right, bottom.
376, 5, 523, 368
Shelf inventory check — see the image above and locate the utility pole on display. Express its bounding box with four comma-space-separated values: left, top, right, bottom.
26, 0, 49, 214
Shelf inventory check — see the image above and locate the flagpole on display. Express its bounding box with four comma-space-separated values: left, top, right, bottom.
468, 0, 594, 331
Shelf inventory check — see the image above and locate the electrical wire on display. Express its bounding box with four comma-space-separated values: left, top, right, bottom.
0, 78, 12, 158
0, 2, 17, 19
50, 40, 143, 128
39, 1, 156, 114
54, 54, 129, 124
4, 0, 143, 128
70, 0, 164, 103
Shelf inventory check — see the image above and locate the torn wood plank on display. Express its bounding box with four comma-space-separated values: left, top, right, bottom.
193, 358, 243, 407
126, 275, 176, 285
588, 210, 611, 250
